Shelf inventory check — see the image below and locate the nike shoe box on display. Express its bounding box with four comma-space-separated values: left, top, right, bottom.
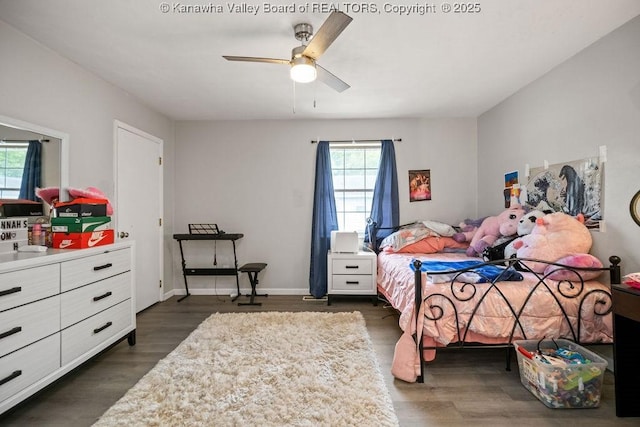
54, 198, 108, 218
52, 229, 114, 249
0, 200, 44, 218
51, 216, 111, 233
0, 217, 29, 254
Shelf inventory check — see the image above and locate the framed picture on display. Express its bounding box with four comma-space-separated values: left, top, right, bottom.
631, 190, 640, 227
504, 171, 519, 188
526, 157, 602, 229
409, 170, 431, 202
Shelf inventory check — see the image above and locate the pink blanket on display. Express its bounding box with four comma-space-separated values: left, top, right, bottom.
378, 251, 613, 362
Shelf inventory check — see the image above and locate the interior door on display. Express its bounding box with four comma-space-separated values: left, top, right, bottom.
115, 121, 163, 312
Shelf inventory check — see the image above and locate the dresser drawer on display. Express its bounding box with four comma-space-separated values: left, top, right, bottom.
0, 264, 60, 313
61, 299, 132, 365
0, 296, 59, 358
60, 248, 131, 292
332, 258, 373, 275
0, 334, 60, 403
331, 274, 374, 291
61, 271, 131, 329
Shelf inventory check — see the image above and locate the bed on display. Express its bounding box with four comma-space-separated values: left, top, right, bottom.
371, 222, 620, 383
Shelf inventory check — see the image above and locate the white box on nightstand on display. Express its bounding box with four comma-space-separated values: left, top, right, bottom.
327, 249, 377, 306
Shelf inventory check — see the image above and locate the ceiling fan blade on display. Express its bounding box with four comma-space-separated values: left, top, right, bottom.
302, 11, 352, 60
316, 64, 350, 92
223, 56, 290, 65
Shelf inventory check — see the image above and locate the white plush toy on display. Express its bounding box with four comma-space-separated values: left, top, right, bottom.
503, 210, 547, 259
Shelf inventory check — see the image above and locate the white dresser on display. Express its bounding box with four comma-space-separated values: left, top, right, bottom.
327, 249, 377, 305
0, 241, 135, 415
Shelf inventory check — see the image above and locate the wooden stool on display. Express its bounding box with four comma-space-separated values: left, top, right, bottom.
238, 263, 267, 306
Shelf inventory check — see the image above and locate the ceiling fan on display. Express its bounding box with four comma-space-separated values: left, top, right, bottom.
223, 11, 353, 92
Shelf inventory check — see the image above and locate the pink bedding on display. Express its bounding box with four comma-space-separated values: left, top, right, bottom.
378, 251, 613, 361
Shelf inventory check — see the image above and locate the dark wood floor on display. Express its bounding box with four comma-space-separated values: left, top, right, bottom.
1, 295, 637, 426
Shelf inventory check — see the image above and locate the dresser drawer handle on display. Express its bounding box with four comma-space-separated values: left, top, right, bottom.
345, 265, 359, 269
93, 263, 113, 271
93, 291, 113, 302
346, 281, 360, 285
0, 370, 22, 387
93, 321, 113, 334
0, 286, 21, 297
0, 326, 22, 340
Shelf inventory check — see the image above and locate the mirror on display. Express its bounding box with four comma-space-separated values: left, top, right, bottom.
631, 190, 640, 227
0, 114, 69, 207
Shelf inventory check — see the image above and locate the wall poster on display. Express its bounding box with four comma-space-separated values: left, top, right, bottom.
409, 170, 431, 202
526, 157, 602, 229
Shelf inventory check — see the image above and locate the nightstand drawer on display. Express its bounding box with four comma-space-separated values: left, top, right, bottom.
332, 258, 373, 275
331, 274, 374, 291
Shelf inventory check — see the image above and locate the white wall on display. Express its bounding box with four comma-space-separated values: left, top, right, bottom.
478, 15, 640, 276
0, 19, 177, 292
173, 118, 477, 295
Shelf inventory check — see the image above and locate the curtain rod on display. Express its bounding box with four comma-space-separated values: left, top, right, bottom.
0, 138, 50, 143
310, 138, 401, 144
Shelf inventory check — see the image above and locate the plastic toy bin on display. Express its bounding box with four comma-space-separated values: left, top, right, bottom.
513, 339, 607, 408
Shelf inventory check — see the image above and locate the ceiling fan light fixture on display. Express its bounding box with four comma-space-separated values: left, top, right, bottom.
290, 56, 317, 83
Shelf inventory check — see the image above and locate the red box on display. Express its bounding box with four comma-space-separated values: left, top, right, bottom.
52, 229, 114, 249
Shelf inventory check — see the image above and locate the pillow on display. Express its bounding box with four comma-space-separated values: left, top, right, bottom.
395, 236, 468, 254
622, 272, 640, 289
421, 220, 456, 237
67, 186, 114, 215
380, 225, 435, 251
35, 186, 60, 205
543, 254, 604, 281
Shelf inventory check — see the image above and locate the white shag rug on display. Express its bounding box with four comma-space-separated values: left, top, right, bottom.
93, 311, 398, 427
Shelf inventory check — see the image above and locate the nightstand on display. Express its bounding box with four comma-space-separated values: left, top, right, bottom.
327, 250, 377, 305
611, 283, 640, 417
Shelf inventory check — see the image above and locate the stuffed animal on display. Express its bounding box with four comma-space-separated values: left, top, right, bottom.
466, 205, 525, 257
503, 210, 548, 259
513, 212, 592, 273
452, 217, 487, 243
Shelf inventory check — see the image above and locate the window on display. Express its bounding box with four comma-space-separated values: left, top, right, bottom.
330, 143, 381, 233
0, 142, 27, 198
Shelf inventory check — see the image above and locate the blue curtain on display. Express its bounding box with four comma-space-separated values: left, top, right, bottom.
309, 141, 338, 298
366, 139, 399, 246
18, 140, 42, 201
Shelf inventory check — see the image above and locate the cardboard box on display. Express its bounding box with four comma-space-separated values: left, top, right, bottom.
54, 198, 107, 218
513, 339, 607, 408
0, 201, 44, 218
51, 216, 111, 233
52, 229, 114, 249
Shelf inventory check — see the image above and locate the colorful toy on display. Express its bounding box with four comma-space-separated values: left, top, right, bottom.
452, 217, 487, 243
465, 205, 525, 257
513, 212, 592, 273
503, 209, 548, 259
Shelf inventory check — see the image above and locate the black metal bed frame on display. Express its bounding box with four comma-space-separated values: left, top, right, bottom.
369, 220, 621, 384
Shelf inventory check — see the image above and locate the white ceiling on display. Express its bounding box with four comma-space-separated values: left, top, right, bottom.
1, 0, 639, 121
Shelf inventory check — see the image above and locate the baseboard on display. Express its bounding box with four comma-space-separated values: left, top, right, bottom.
172, 287, 310, 296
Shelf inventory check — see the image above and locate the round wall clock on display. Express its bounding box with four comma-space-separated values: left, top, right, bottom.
631, 190, 640, 227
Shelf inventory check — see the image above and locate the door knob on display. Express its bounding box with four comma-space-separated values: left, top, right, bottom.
119, 232, 129, 238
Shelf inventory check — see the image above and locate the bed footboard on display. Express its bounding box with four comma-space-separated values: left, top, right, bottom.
411, 256, 621, 383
